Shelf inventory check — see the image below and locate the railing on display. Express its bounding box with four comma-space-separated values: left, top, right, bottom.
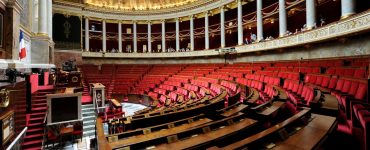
41, 108, 48, 149
6, 127, 28, 150
82, 10, 370, 59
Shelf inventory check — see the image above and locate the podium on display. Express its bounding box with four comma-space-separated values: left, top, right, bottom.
92, 83, 106, 109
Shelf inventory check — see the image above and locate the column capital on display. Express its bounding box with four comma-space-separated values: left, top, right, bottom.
204, 11, 209, 16
132, 20, 137, 24
147, 20, 152, 24
161, 19, 166, 23
219, 5, 225, 10
189, 15, 194, 19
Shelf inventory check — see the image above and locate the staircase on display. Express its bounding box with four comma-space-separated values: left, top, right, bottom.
22, 89, 53, 150
82, 80, 90, 97
82, 104, 96, 137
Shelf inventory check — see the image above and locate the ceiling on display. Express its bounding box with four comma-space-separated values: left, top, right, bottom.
83, 0, 200, 11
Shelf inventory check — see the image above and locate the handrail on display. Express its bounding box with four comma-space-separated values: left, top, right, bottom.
6, 127, 28, 150
41, 108, 48, 149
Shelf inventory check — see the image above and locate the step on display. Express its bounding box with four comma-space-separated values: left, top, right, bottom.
84, 120, 96, 126
23, 147, 42, 150
83, 130, 96, 137
30, 112, 46, 117
82, 104, 94, 108
22, 139, 43, 146
82, 111, 95, 116
83, 124, 96, 130
28, 122, 44, 128
29, 117, 44, 122
32, 103, 47, 107
32, 99, 46, 103
27, 128, 44, 134
31, 107, 47, 112
82, 107, 95, 111
83, 116, 96, 121
25, 133, 43, 139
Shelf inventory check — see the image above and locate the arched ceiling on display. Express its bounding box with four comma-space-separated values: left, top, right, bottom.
84, 0, 200, 11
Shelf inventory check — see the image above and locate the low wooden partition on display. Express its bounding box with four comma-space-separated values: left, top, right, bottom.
124, 90, 227, 130
111, 113, 256, 149
208, 108, 314, 150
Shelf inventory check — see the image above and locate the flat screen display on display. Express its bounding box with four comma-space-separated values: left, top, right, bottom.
51, 96, 78, 123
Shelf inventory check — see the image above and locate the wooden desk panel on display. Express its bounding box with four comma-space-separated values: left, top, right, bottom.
110, 118, 213, 149
96, 118, 112, 150
212, 108, 311, 150
221, 104, 248, 117
155, 118, 257, 150
258, 101, 285, 116
274, 114, 336, 150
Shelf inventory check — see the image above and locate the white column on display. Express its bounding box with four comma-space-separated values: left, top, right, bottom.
256, 0, 263, 41
279, 0, 287, 37
220, 6, 226, 48
38, 0, 47, 34
102, 20, 106, 52
190, 15, 195, 51
47, 0, 52, 39
85, 18, 89, 51
205, 12, 210, 49
176, 18, 180, 51
33, 0, 39, 33
133, 21, 137, 53
237, 0, 244, 45
306, 0, 316, 29
147, 21, 152, 53
341, 0, 355, 18
161, 20, 166, 52
118, 21, 122, 52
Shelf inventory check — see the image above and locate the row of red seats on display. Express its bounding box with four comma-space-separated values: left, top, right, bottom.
159, 84, 175, 91
183, 83, 199, 92
148, 92, 158, 99
220, 81, 237, 93
206, 74, 229, 81
210, 83, 224, 95
154, 88, 167, 95
191, 80, 210, 88
284, 80, 316, 106
326, 67, 367, 78
351, 102, 370, 150
176, 87, 189, 96
197, 77, 219, 84
163, 81, 182, 87
331, 78, 368, 118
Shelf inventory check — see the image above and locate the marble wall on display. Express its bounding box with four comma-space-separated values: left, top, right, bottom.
54, 50, 83, 68
31, 38, 49, 64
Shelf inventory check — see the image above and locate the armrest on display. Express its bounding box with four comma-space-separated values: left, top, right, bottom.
344, 97, 365, 120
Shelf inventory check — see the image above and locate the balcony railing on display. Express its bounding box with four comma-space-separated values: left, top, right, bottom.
82, 10, 370, 59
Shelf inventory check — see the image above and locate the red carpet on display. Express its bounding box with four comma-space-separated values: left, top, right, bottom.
82, 96, 93, 104
22, 89, 53, 150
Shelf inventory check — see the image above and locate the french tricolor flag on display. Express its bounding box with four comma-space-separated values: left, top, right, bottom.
19, 30, 26, 60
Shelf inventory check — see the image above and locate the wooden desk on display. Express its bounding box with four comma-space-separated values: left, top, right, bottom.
273, 114, 337, 150
111, 99, 122, 108
110, 118, 213, 149
96, 118, 112, 150
257, 101, 285, 116
64, 88, 75, 94
221, 104, 248, 117
155, 118, 257, 150
209, 108, 311, 150
60, 127, 73, 134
